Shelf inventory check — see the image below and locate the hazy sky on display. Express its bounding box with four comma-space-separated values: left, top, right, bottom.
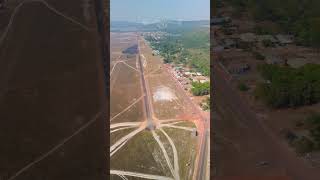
111, 0, 210, 22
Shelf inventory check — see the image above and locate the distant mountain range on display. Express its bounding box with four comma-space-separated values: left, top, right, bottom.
111, 20, 209, 32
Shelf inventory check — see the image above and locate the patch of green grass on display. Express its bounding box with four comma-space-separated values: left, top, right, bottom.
238, 82, 249, 91
292, 136, 315, 154
191, 82, 210, 96
111, 130, 171, 176
188, 48, 210, 76
306, 114, 320, 149
110, 127, 136, 145
174, 121, 197, 128
180, 29, 209, 49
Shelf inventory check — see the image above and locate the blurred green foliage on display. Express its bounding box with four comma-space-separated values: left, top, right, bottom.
255, 64, 320, 108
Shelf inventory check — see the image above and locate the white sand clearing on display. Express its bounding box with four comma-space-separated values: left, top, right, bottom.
153, 86, 177, 102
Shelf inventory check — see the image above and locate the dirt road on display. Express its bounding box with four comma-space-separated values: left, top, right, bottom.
137, 36, 156, 130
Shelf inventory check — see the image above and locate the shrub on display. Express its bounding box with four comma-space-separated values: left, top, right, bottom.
255, 64, 320, 108
307, 114, 320, 149
191, 82, 210, 96
238, 82, 249, 91
200, 97, 210, 110
252, 51, 265, 60
262, 39, 275, 47
200, 103, 209, 111
285, 130, 298, 143
292, 136, 314, 154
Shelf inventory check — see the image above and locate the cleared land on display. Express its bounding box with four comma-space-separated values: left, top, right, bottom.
110, 32, 199, 180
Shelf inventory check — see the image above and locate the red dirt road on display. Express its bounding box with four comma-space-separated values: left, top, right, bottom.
162, 62, 210, 180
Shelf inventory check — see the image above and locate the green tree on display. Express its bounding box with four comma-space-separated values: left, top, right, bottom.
309, 18, 320, 52
191, 82, 210, 96
307, 114, 320, 149
255, 64, 320, 108
238, 82, 249, 91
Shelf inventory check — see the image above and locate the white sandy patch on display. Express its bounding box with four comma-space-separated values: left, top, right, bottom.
141, 54, 147, 68
153, 86, 177, 102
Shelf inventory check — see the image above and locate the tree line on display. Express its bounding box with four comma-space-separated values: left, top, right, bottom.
145, 30, 210, 76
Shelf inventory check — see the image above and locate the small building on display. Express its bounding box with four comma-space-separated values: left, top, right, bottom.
184, 72, 192, 77
287, 58, 308, 68
228, 63, 250, 74
212, 46, 224, 53
174, 73, 181, 79
265, 54, 284, 65
238, 33, 257, 49
174, 67, 183, 73
239, 33, 257, 43
211, 17, 231, 26
276, 34, 294, 45
257, 35, 278, 43
193, 76, 210, 83
222, 38, 237, 49
152, 50, 160, 56
185, 72, 197, 77
200, 79, 209, 83
222, 24, 238, 35
191, 72, 197, 77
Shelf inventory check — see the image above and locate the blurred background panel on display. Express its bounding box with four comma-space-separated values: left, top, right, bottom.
0, 0, 108, 179
212, 0, 320, 180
